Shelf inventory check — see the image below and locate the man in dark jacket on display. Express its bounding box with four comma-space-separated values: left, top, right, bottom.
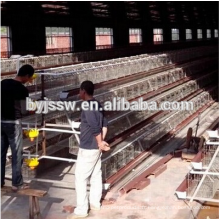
1, 64, 34, 191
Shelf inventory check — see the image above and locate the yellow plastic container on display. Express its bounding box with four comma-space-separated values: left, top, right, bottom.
28, 129, 39, 142
25, 158, 39, 170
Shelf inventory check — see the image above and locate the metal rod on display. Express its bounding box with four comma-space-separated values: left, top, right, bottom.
45, 123, 72, 128
38, 155, 77, 163
41, 74, 46, 155
189, 170, 219, 176
38, 128, 80, 134
23, 154, 39, 158
186, 197, 219, 203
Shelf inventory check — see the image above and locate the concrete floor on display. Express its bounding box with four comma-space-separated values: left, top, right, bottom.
1, 156, 206, 219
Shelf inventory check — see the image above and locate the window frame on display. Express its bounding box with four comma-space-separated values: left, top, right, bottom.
1, 26, 12, 58
214, 29, 218, 38
153, 28, 164, 44
186, 29, 192, 40
95, 27, 114, 50
171, 28, 179, 41
197, 29, 203, 39
45, 26, 73, 54
129, 28, 142, 44
206, 29, 211, 39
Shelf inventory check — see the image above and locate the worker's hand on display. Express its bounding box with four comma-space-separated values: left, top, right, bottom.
98, 141, 110, 151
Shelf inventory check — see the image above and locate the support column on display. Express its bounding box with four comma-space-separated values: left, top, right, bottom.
192, 28, 197, 41
73, 22, 96, 52
142, 26, 153, 45
110, 2, 129, 48
163, 27, 172, 43
179, 28, 186, 42
11, 22, 46, 56
1, 3, 46, 56
202, 28, 207, 40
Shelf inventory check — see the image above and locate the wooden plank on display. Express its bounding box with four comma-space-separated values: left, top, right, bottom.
18, 189, 47, 197
151, 164, 167, 178
29, 196, 34, 219
133, 178, 151, 190
34, 197, 42, 218
1, 186, 13, 193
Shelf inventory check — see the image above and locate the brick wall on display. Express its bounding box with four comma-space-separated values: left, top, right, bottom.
1, 34, 142, 56
46, 36, 71, 49
96, 36, 112, 46
129, 34, 141, 43
1, 37, 8, 51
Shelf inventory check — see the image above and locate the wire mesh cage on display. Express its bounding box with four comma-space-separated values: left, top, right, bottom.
22, 163, 37, 182
1, 59, 17, 73
187, 173, 219, 199
69, 135, 79, 155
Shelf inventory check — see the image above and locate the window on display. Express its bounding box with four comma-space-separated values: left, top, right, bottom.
95, 27, 113, 49
153, 28, 163, 44
129, 28, 142, 44
197, 29, 202, 39
171, 28, 179, 41
214, 29, 218, 38
1, 26, 12, 58
186, 29, 192, 40
46, 27, 72, 53
207, 29, 211, 39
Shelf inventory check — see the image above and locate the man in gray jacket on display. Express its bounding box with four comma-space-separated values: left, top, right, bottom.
68, 80, 110, 219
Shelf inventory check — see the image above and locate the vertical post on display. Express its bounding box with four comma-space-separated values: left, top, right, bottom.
34, 197, 42, 218
16, 57, 20, 74
41, 75, 46, 155
29, 196, 34, 219
194, 112, 201, 138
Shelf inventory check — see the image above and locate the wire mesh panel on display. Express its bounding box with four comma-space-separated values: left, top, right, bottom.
126, 86, 135, 99
116, 87, 127, 98
69, 135, 79, 155
187, 174, 218, 199
109, 156, 118, 175
203, 143, 219, 168
1, 46, 218, 74
102, 87, 216, 180
134, 141, 143, 156
22, 164, 37, 182
1, 59, 16, 73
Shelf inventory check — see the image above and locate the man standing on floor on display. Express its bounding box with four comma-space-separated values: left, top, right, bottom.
1, 64, 34, 191
68, 80, 110, 219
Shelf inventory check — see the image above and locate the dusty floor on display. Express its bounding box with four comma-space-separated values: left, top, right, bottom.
1, 155, 213, 219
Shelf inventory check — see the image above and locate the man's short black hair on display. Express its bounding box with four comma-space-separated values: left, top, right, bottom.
80, 80, 94, 96
17, 64, 34, 77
